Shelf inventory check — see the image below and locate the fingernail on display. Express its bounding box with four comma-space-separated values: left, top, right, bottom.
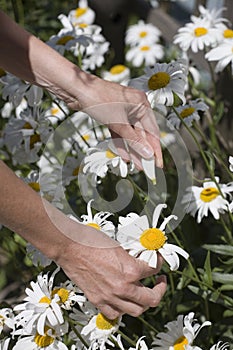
141, 147, 154, 159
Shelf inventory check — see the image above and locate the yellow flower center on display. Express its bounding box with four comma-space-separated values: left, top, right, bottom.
50, 107, 60, 115
39, 296, 51, 304
140, 45, 150, 51
139, 31, 148, 38
56, 35, 74, 45
180, 107, 195, 119
72, 166, 80, 176
194, 27, 208, 37
160, 131, 168, 138
34, 326, 54, 347
200, 187, 220, 202
148, 72, 170, 90
82, 134, 90, 141
30, 134, 41, 148
223, 29, 233, 38
75, 7, 87, 18
140, 228, 167, 250
52, 288, 69, 304
173, 336, 188, 350
106, 149, 116, 159
23, 122, 33, 129
28, 182, 40, 192
110, 65, 126, 75
86, 222, 101, 230
78, 23, 88, 28
95, 313, 118, 330
0, 67, 6, 77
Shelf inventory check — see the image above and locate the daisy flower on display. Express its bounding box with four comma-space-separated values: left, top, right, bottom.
12, 323, 69, 350
82, 41, 110, 71
125, 20, 161, 46
173, 16, 219, 53
182, 177, 233, 223
152, 312, 211, 349
101, 65, 130, 85
210, 342, 230, 350
26, 243, 52, 268
68, 0, 95, 26
211, 23, 233, 44
81, 312, 122, 350
198, 5, 228, 27
167, 98, 208, 130
160, 130, 176, 148
44, 101, 68, 125
229, 156, 233, 172
205, 38, 233, 74
0, 308, 15, 334
69, 199, 115, 238
129, 61, 187, 107
14, 268, 85, 336
82, 139, 131, 181
0, 338, 10, 350
0, 73, 43, 108
126, 43, 164, 67
116, 334, 150, 350
117, 204, 189, 270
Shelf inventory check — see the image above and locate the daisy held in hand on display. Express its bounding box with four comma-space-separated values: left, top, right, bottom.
117, 204, 189, 270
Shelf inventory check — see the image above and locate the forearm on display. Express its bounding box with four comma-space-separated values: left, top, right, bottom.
0, 10, 102, 110
0, 160, 71, 259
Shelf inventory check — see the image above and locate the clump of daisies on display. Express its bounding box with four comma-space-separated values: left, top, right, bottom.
125, 20, 164, 67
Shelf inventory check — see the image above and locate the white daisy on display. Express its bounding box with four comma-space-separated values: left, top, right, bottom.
26, 243, 52, 268
69, 199, 115, 238
229, 156, 233, 172
126, 43, 164, 67
82, 139, 131, 181
198, 5, 228, 27
125, 20, 161, 47
205, 38, 233, 74
210, 342, 230, 350
68, 0, 95, 26
117, 204, 189, 270
0, 308, 15, 335
129, 61, 187, 107
182, 177, 233, 223
229, 201, 233, 213
0, 73, 43, 107
101, 64, 130, 85
3, 107, 53, 164
44, 101, 68, 125
152, 312, 211, 349
0, 338, 10, 350
212, 23, 233, 44
167, 99, 208, 130
173, 17, 219, 53
160, 130, 176, 148
116, 334, 150, 350
14, 268, 85, 336
81, 312, 122, 350
12, 323, 69, 350
1, 98, 27, 119
82, 41, 110, 71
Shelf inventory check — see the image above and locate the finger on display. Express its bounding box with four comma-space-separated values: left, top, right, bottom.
109, 122, 154, 159
137, 253, 164, 280
99, 299, 147, 319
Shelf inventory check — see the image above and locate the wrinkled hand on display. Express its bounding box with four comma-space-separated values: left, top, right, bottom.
73, 76, 163, 168
55, 223, 167, 320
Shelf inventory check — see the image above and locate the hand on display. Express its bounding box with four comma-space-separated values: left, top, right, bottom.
69, 75, 163, 168
55, 223, 167, 320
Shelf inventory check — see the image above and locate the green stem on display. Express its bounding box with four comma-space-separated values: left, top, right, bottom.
117, 329, 136, 347
137, 315, 159, 333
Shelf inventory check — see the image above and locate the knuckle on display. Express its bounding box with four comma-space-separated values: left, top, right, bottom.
129, 306, 145, 318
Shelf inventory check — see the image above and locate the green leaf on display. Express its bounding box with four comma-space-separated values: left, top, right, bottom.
203, 244, 233, 256
203, 251, 213, 286
212, 272, 233, 284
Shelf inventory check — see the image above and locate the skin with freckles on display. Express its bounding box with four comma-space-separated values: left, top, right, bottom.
0, 10, 166, 319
